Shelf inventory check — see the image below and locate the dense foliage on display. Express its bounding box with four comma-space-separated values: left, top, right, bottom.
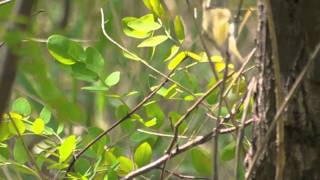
0, 0, 257, 179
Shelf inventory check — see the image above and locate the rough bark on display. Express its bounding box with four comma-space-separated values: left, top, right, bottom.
251, 0, 320, 179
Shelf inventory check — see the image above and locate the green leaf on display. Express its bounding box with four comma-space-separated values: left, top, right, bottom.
168, 52, 187, 70
39, 107, 51, 124
174, 16, 185, 42
137, 35, 168, 47
143, 0, 152, 10
14, 139, 29, 164
85, 127, 110, 156
0, 121, 10, 142
122, 17, 151, 39
8, 113, 26, 135
102, 151, 117, 167
105, 71, 121, 87
220, 141, 236, 161
191, 147, 212, 176
116, 105, 135, 132
127, 14, 161, 32
149, 0, 164, 17
117, 156, 134, 176
81, 85, 109, 92
85, 47, 105, 74
164, 45, 180, 61
12, 97, 31, 116
169, 112, 187, 133
31, 118, 44, 134
144, 117, 157, 127
71, 63, 98, 82
144, 102, 164, 128
74, 158, 91, 175
122, 51, 141, 61
134, 142, 152, 167
47, 35, 85, 65
59, 135, 76, 163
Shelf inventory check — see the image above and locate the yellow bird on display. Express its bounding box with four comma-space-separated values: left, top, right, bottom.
202, 6, 244, 69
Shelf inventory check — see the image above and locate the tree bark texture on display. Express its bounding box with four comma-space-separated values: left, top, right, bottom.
251, 0, 320, 179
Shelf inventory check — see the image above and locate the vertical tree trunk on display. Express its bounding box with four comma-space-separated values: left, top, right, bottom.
251, 0, 320, 179
0, 0, 35, 120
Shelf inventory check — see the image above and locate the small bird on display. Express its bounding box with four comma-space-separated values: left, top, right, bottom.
202, 3, 244, 70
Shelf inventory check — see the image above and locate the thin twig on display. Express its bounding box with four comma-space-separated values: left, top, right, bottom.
234, 78, 256, 180
245, 44, 320, 179
64, 69, 177, 178
123, 119, 253, 179
157, 167, 210, 180
100, 8, 221, 120
234, 0, 245, 37
137, 129, 189, 139
160, 75, 227, 179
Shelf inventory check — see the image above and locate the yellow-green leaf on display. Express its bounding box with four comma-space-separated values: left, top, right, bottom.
32, 118, 44, 134
164, 45, 180, 62
122, 51, 141, 61
117, 156, 134, 176
59, 135, 76, 163
168, 52, 186, 70
134, 142, 152, 167
7, 112, 25, 135
127, 14, 161, 32
137, 35, 168, 48
122, 17, 151, 39
105, 71, 121, 87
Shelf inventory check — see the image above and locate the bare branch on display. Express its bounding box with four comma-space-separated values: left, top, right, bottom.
123, 119, 253, 179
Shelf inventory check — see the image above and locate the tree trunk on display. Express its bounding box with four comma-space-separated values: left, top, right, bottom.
251, 0, 320, 179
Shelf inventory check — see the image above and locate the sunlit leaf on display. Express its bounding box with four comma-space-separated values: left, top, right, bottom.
168, 52, 186, 70
122, 51, 141, 61
134, 142, 152, 167
7, 112, 25, 135
164, 45, 180, 62
117, 156, 134, 176
59, 135, 76, 163
137, 35, 168, 47
105, 71, 121, 87
0, 121, 10, 142
127, 14, 161, 32
122, 17, 151, 39
144, 117, 157, 127
31, 118, 44, 134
